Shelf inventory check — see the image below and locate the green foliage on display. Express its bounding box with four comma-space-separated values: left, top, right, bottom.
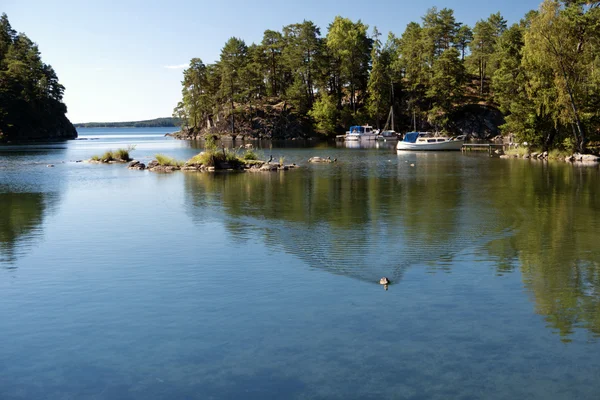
366, 29, 392, 126
308, 91, 338, 133
155, 154, 184, 166
187, 148, 245, 169
548, 148, 570, 159
90, 147, 132, 162
170, 4, 600, 149
326, 16, 372, 115
242, 149, 260, 160
204, 135, 218, 151
505, 147, 530, 157
426, 47, 465, 128
113, 148, 132, 162
0, 13, 76, 141
490, 0, 600, 152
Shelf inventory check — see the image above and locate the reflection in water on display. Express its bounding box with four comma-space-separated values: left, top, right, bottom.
183, 161, 502, 286
183, 159, 600, 341
336, 140, 396, 150
0, 192, 58, 266
484, 161, 600, 341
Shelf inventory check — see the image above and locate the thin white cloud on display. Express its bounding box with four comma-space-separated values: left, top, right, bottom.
164, 63, 187, 69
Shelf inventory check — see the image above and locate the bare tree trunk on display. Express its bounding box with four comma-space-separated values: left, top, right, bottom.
230, 75, 235, 134
479, 59, 484, 95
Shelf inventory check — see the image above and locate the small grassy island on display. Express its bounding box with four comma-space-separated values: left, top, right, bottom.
170, 1, 599, 155
144, 146, 297, 172
90, 147, 134, 163
89, 140, 297, 172
0, 14, 77, 142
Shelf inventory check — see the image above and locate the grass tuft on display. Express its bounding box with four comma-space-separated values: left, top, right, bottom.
155, 154, 184, 166
505, 147, 529, 157
91, 146, 133, 162
242, 149, 260, 161
548, 149, 570, 160
186, 148, 246, 169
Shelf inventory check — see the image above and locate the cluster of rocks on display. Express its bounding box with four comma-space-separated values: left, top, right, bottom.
500, 151, 550, 160
90, 158, 130, 164
564, 153, 600, 162
500, 151, 599, 163
248, 162, 297, 172
126, 159, 298, 173
128, 160, 146, 170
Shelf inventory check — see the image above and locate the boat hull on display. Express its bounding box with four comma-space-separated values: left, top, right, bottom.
396, 140, 464, 151
345, 134, 379, 141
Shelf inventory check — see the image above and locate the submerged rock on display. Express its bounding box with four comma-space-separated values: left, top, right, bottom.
308, 156, 336, 163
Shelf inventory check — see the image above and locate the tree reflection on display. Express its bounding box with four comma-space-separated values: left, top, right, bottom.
485, 162, 600, 341
182, 158, 472, 285
182, 157, 600, 341
0, 192, 57, 266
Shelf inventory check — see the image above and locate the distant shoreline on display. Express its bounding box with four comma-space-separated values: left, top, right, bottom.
74, 117, 181, 129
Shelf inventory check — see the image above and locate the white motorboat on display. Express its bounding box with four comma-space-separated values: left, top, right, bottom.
396, 132, 465, 151
345, 125, 379, 141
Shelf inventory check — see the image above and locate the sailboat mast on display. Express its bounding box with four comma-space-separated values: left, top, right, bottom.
413, 110, 416, 132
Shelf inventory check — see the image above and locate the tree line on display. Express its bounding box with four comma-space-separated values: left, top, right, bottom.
0, 13, 76, 141
75, 117, 182, 128
174, 0, 599, 152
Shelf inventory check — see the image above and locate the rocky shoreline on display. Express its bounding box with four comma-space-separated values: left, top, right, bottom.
125, 159, 298, 173
500, 151, 600, 163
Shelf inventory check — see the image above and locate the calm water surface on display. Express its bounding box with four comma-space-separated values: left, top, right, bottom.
1, 127, 600, 399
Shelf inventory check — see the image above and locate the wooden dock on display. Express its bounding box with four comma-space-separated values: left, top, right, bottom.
461, 143, 507, 155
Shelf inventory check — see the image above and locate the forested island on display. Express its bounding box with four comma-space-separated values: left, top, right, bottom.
0, 14, 76, 142
74, 117, 181, 128
173, 0, 599, 153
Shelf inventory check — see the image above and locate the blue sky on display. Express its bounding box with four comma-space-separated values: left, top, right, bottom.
3, 0, 542, 123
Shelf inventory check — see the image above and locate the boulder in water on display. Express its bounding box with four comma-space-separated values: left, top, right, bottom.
308, 156, 336, 163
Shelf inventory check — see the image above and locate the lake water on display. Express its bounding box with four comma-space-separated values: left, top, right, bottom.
1, 127, 600, 399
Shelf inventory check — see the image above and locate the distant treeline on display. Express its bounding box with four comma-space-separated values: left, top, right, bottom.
74, 117, 182, 128
174, 0, 600, 152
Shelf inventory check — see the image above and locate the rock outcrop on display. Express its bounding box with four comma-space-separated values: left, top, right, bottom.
449, 104, 506, 140
173, 100, 310, 141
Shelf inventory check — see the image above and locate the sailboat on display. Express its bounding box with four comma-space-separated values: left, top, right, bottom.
377, 106, 398, 141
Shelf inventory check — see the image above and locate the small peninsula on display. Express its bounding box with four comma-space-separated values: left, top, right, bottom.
0, 14, 76, 142
171, 1, 599, 153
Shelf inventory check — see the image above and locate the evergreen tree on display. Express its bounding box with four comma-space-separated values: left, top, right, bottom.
455, 25, 473, 60
219, 37, 248, 133
426, 47, 465, 128
282, 21, 322, 111
366, 27, 392, 127
326, 17, 372, 115
0, 13, 75, 141
181, 58, 210, 129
